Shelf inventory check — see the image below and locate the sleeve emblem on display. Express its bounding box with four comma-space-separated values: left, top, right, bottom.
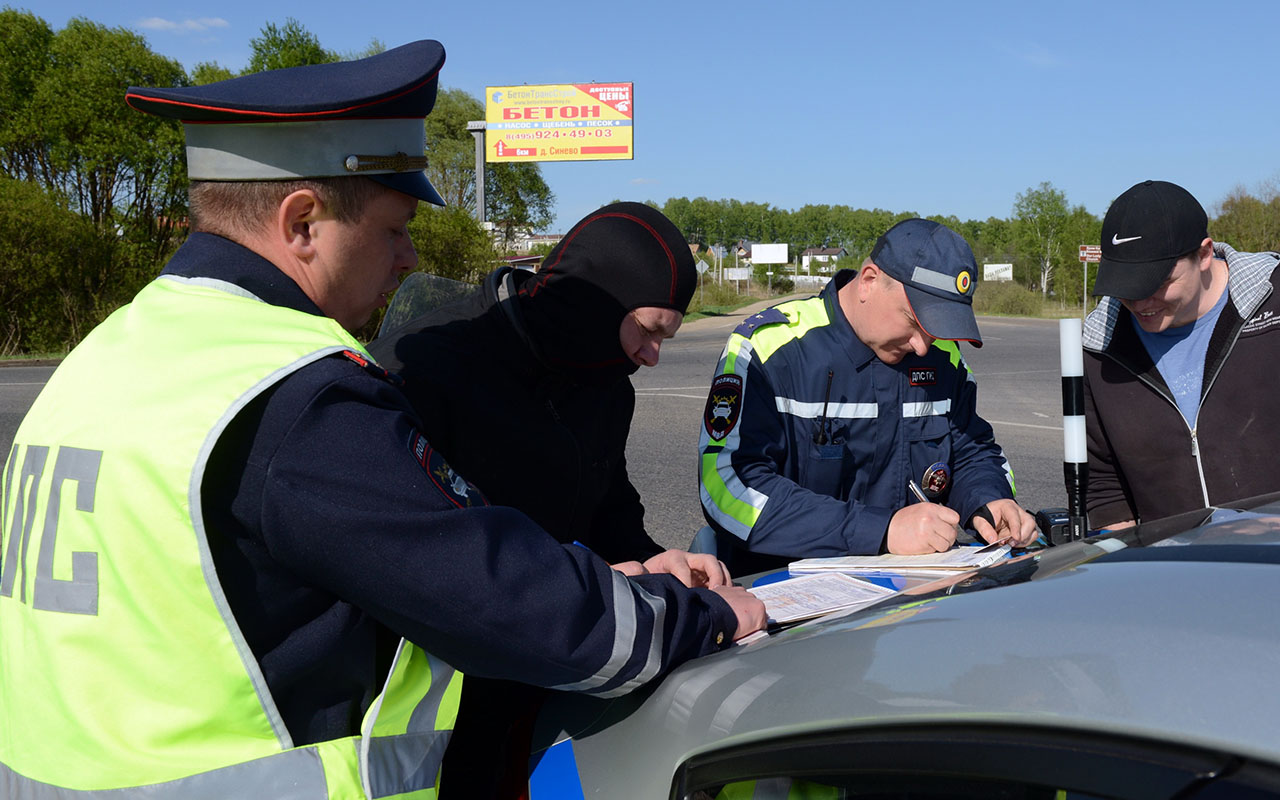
703, 374, 744, 441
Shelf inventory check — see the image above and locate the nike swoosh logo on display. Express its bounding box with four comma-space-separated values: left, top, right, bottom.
1112, 234, 1142, 245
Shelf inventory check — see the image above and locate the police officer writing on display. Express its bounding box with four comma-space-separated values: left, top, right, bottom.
0, 41, 764, 797
699, 219, 1038, 574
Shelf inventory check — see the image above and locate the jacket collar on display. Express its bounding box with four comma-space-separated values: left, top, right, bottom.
823, 270, 877, 369
1084, 243, 1279, 353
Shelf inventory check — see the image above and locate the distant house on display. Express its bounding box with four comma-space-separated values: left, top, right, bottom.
504, 255, 542, 271
800, 246, 848, 273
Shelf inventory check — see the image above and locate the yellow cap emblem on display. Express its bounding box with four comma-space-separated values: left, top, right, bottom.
956, 271, 972, 294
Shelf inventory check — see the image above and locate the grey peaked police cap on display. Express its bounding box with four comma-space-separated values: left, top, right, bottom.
126, 40, 447, 206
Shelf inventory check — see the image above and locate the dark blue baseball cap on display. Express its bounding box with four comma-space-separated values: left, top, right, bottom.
869, 218, 982, 346
126, 40, 447, 205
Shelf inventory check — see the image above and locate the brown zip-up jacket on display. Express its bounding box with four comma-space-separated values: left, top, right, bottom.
1083, 244, 1280, 527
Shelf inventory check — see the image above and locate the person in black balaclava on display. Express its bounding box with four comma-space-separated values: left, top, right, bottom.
368, 201, 726, 799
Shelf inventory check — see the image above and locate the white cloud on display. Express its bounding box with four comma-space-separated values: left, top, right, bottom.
136, 17, 230, 34
630, 177, 659, 185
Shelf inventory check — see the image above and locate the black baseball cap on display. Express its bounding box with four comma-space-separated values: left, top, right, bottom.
1092, 180, 1208, 300
869, 218, 982, 346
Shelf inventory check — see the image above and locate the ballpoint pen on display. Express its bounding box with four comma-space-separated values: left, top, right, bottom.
906, 479, 992, 545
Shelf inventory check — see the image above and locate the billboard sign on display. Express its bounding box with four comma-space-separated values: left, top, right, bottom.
984, 263, 1013, 282
750, 243, 788, 264
485, 83, 633, 163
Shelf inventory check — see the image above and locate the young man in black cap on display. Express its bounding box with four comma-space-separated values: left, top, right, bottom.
0, 42, 764, 797
698, 218, 1037, 573
1084, 180, 1280, 527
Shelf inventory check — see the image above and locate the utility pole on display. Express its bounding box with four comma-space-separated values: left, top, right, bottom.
466, 120, 486, 223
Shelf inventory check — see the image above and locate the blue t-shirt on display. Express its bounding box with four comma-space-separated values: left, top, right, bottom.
1131, 286, 1230, 427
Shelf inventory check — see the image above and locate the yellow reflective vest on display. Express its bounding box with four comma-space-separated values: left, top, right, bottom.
1, 275, 460, 798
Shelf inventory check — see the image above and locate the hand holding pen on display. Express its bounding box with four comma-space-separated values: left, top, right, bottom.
883, 480, 965, 554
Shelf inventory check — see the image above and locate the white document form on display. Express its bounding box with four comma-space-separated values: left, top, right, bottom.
748, 572, 897, 625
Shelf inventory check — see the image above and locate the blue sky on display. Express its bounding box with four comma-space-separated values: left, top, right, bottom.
28, 0, 1280, 235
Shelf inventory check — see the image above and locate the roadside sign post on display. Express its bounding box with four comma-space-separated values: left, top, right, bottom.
1078, 245, 1101, 319
466, 120, 486, 223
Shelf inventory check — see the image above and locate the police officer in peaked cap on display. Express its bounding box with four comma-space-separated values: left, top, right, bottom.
0, 41, 764, 798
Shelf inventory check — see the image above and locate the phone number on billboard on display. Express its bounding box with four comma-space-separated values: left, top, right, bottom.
526, 129, 614, 139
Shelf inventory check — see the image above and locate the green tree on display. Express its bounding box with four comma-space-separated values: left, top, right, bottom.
0, 8, 55, 184
245, 18, 336, 73
2, 15, 189, 302
1013, 181, 1071, 296
421, 87, 554, 243
191, 61, 235, 85
0, 177, 112, 354
1211, 182, 1280, 253
409, 204, 501, 284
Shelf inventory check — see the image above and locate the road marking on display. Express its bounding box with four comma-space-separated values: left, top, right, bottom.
987, 419, 1062, 431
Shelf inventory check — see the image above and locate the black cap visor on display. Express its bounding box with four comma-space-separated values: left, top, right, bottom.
903, 284, 982, 347
1091, 255, 1175, 300
371, 172, 445, 207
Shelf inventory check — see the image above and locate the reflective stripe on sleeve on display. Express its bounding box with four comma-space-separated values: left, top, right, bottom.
548, 570, 665, 697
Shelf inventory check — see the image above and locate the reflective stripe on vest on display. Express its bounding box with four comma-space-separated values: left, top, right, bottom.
1, 276, 457, 797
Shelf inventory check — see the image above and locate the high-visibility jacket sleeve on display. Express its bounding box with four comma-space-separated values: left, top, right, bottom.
698, 339, 894, 557
937, 349, 1017, 524
237, 359, 737, 699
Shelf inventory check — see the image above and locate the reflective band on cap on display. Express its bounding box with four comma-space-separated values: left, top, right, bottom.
184, 118, 426, 180
910, 265, 963, 296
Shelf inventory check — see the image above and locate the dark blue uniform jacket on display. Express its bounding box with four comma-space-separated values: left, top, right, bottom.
698, 271, 1015, 568
172, 234, 736, 746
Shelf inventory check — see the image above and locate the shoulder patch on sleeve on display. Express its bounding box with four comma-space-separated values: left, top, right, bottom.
703, 373, 744, 441
733, 307, 788, 338
407, 430, 488, 508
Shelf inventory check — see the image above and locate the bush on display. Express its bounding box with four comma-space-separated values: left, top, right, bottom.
972, 280, 1041, 317
0, 178, 114, 355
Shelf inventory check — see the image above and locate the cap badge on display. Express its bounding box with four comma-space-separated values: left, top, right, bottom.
955, 271, 972, 294
344, 152, 429, 174
1111, 234, 1142, 245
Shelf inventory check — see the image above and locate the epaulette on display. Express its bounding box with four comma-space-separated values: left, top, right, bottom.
340, 349, 405, 388
733, 307, 789, 338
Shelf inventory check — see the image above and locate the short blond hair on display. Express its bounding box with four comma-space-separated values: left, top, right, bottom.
188, 176, 386, 240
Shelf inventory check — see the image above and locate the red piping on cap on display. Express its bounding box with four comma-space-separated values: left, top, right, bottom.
520, 212, 679, 303
125, 64, 443, 121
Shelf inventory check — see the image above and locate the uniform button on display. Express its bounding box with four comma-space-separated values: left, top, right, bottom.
716, 631, 725, 645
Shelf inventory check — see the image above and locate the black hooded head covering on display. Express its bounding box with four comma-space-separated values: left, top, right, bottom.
515, 202, 696, 381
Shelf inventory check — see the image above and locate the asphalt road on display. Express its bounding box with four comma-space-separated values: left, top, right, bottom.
0, 309, 1072, 551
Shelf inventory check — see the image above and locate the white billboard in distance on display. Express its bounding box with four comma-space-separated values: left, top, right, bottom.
724, 267, 752, 280
984, 263, 1013, 282
751, 243, 788, 264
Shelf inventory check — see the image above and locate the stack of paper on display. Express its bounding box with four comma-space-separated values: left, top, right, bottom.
789, 542, 1011, 577
747, 572, 898, 625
